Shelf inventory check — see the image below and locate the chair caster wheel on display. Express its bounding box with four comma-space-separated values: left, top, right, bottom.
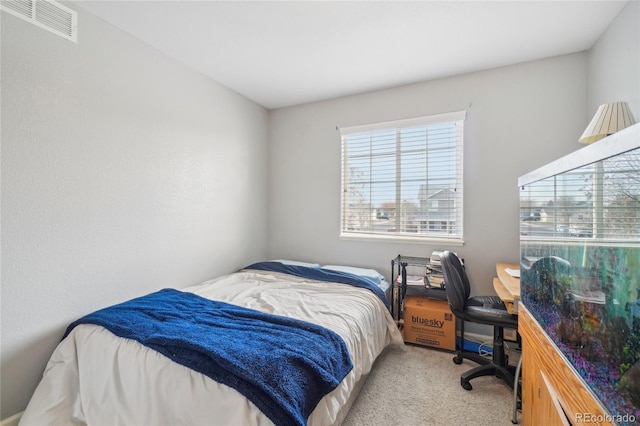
453, 356, 463, 365
461, 379, 472, 390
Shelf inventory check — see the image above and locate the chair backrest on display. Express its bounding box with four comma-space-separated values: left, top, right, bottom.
441, 251, 470, 315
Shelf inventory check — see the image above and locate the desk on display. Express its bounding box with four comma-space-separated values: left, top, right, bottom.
493, 263, 520, 315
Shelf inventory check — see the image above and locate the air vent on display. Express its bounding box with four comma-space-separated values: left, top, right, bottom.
1, 0, 77, 43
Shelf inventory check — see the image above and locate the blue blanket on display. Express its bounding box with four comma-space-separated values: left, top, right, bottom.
63, 289, 353, 426
245, 261, 389, 308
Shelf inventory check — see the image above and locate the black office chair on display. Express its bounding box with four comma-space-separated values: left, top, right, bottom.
440, 251, 519, 391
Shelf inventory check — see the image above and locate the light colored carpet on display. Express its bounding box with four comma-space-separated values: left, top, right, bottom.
342, 343, 520, 426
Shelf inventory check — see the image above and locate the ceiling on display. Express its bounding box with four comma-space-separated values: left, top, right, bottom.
72, 1, 628, 109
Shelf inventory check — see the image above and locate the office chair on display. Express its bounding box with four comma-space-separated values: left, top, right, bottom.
441, 251, 519, 391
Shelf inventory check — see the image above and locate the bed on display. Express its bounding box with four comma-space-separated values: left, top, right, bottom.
20, 260, 403, 425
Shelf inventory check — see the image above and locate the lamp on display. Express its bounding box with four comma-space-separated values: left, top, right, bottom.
579, 102, 636, 144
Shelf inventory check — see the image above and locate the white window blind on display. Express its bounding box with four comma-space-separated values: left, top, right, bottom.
340, 111, 465, 242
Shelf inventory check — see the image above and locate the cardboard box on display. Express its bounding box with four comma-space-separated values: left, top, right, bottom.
403, 296, 456, 350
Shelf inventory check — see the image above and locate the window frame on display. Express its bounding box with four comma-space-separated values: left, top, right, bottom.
339, 111, 466, 245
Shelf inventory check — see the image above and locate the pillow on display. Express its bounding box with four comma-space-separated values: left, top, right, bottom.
321, 265, 385, 284
271, 259, 321, 268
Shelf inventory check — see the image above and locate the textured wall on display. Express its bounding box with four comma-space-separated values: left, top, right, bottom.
267, 52, 588, 307
587, 1, 640, 120
1, 6, 268, 417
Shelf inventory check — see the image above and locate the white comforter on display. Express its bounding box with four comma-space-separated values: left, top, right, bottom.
20, 269, 403, 425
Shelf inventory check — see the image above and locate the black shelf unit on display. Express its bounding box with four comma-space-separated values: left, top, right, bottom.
390, 254, 447, 324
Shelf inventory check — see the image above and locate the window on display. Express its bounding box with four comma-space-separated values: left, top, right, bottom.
340, 111, 465, 243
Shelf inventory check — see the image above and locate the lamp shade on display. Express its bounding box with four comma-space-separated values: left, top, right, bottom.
579, 102, 636, 144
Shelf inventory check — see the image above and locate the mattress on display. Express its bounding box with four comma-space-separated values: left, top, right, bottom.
20, 264, 403, 425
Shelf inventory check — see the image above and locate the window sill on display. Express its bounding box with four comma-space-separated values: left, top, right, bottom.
340, 232, 465, 246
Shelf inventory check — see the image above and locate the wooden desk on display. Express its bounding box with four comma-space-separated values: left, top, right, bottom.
493, 263, 520, 315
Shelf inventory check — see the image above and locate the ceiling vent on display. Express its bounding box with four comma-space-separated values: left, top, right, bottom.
1, 0, 77, 43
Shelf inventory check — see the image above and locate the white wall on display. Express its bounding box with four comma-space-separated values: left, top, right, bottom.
2, 0, 638, 420
587, 0, 639, 119
267, 53, 588, 300
266, 0, 639, 346
0, 6, 268, 418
